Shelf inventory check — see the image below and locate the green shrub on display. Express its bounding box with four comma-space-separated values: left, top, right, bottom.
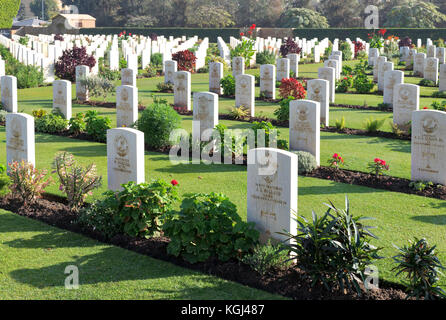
419, 79, 437, 87
335, 117, 346, 130
274, 96, 294, 123
105, 180, 179, 238
15, 65, 44, 89
156, 82, 174, 92
220, 74, 236, 96
0, 110, 7, 123
136, 100, 181, 149
251, 121, 285, 149
53, 152, 102, 211
240, 240, 292, 276
280, 196, 383, 295
430, 101, 446, 111
339, 41, 353, 61
84, 110, 112, 142
151, 53, 163, 67
432, 91, 446, 98
230, 39, 256, 68
0, 0, 20, 29
79, 75, 114, 102
205, 55, 229, 71
291, 151, 318, 174
163, 192, 259, 263
69, 113, 86, 135
353, 73, 375, 93
363, 117, 386, 133
256, 51, 277, 65
35, 113, 69, 134
409, 181, 434, 192
393, 238, 446, 300
119, 58, 127, 69
336, 76, 352, 93
0, 164, 11, 197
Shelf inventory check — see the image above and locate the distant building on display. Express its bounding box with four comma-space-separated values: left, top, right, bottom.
52, 14, 96, 29
12, 17, 48, 29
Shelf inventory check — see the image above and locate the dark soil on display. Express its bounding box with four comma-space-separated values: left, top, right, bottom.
331, 103, 393, 112
0, 194, 409, 300
306, 167, 446, 200
78, 100, 146, 111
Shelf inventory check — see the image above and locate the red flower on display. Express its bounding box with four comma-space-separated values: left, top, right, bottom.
171, 180, 179, 186
248, 30, 253, 35
378, 29, 387, 36
423, 107, 428, 109
129, 33, 132, 36
250, 24, 256, 29
123, 30, 126, 34
333, 153, 339, 159
240, 33, 245, 37
374, 158, 380, 163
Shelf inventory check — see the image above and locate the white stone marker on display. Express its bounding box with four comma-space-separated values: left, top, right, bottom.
289, 99, 320, 165
6, 113, 35, 166
411, 110, 446, 185
173, 71, 191, 110
393, 83, 419, 130
427, 45, 436, 58
164, 60, 177, 84
235, 74, 255, 117
107, 127, 145, 191
247, 147, 297, 244
116, 85, 138, 128
141, 48, 151, 70
424, 57, 439, 84
379, 61, 393, 92
75, 65, 89, 102
276, 58, 290, 81
127, 53, 138, 71
109, 49, 119, 71
369, 48, 379, 66
0, 75, 17, 113
436, 48, 446, 65
439, 64, 446, 92
324, 59, 339, 80
374, 56, 387, 82
53, 80, 72, 119
260, 64, 276, 99
307, 79, 329, 127
318, 67, 336, 103
0, 59, 5, 77
414, 53, 426, 77
121, 68, 136, 87
192, 92, 218, 145
287, 53, 299, 77
232, 57, 245, 77
383, 70, 404, 106
209, 62, 223, 95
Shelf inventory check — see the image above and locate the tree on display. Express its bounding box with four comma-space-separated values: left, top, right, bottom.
16, 1, 26, 20
30, 0, 59, 20
0, 0, 21, 28
319, 0, 362, 27
384, 0, 446, 28
186, 5, 234, 27
279, 8, 329, 28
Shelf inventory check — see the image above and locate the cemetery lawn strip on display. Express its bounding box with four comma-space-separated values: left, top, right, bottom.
0, 209, 284, 300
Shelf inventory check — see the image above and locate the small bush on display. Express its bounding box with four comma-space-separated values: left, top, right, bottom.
163, 192, 259, 264
274, 96, 294, 123
419, 79, 437, 87
256, 51, 277, 65
8, 161, 52, 204
353, 73, 375, 94
156, 82, 174, 92
35, 113, 69, 134
16, 65, 44, 89
78, 198, 122, 239
279, 78, 306, 100
0, 110, 7, 123
336, 76, 352, 93
151, 53, 163, 67
251, 121, 284, 149
229, 106, 249, 120
55, 46, 96, 82
230, 39, 256, 68
79, 75, 114, 102
363, 117, 385, 133
393, 238, 446, 300
430, 101, 446, 111
84, 110, 112, 142
172, 49, 197, 73
53, 152, 102, 211
32, 109, 47, 118
69, 113, 86, 135
339, 41, 353, 61
335, 117, 346, 130
291, 151, 318, 174
279, 38, 302, 57
136, 100, 181, 149
0, 164, 11, 197
220, 74, 236, 96
409, 181, 434, 192
432, 91, 446, 99
240, 240, 292, 276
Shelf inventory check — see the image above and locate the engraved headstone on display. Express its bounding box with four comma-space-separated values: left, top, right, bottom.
235, 74, 255, 117
232, 57, 245, 77
6, 113, 35, 166
383, 70, 404, 105
116, 85, 138, 128
121, 68, 136, 86
276, 58, 290, 81
107, 127, 145, 191
174, 71, 191, 110
192, 92, 218, 145
414, 53, 426, 77
307, 79, 329, 127
393, 83, 419, 131
0, 75, 17, 113
424, 57, 439, 84
318, 67, 336, 103
260, 64, 276, 99
379, 61, 393, 91
368, 48, 379, 66
287, 53, 299, 77
75, 65, 89, 102
209, 62, 223, 95
164, 60, 177, 84
53, 80, 71, 119
439, 64, 446, 92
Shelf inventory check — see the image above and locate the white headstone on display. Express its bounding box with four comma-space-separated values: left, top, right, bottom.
439, 64, 446, 92
424, 57, 439, 84
121, 68, 137, 86
107, 127, 145, 191
368, 48, 379, 66
374, 56, 387, 82
174, 71, 191, 110
383, 70, 404, 105
116, 85, 138, 128
411, 110, 446, 185
6, 113, 35, 166
232, 57, 245, 77
287, 54, 299, 77
192, 92, 218, 145
307, 79, 329, 127
289, 100, 320, 165
247, 148, 297, 244
260, 64, 276, 99
164, 60, 177, 84
318, 67, 336, 103
75, 65, 89, 102
209, 62, 223, 95
379, 61, 393, 91
0, 75, 17, 113
324, 59, 339, 80
53, 80, 72, 119
235, 74, 255, 117
393, 83, 419, 130
276, 58, 290, 81
414, 53, 426, 77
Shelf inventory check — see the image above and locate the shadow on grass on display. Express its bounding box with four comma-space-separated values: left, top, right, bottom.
154, 160, 246, 174
299, 182, 386, 196
59, 145, 107, 158
411, 214, 446, 226
19, 99, 52, 109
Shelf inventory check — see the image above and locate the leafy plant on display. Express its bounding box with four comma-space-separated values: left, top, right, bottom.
55, 46, 96, 82
230, 39, 256, 68
32, 109, 47, 118
229, 106, 249, 120
368, 158, 390, 177
279, 78, 306, 100
274, 96, 294, 123
106, 180, 179, 238
393, 238, 446, 300
69, 113, 86, 135
353, 73, 375, 94
0, 164, 11, 197
240, 240, 292, 276
136, 100, 181, 149
35, 113, 69, 134
156, 82, 174, 92
409, 181, 434, 192
292, 151, 318, 174
363, 117, 385, 133
84, 110, 112, 142
339, 41, 353, 61
8, 161, 52, 204
335, 117, 346, 131
79, 75, 114, 102
279, 196, 382, 295
336, 76, 352, 93
279, 38, 302, 57
53, 152, 102, 211
220, 74, 236, 96
163, 192, 259, 263
151, 53, 163, 67
172, 49, 197, 73
328, 153, 345, 169
419, 79, 437, 87
256, 50, 277, 65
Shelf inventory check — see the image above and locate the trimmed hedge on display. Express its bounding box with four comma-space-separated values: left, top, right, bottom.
293, 28, 446, 41
0, 0, 21, 29
81, 27, 240, 42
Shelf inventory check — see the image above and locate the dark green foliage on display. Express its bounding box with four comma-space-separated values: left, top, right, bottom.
136, 100, 181, 149
419, 79, 438, 87
0, 164, 11, 197
35, 113, 69, 134
339, 41, 353, 61
279, 196, 383, 295
163, 193, 259, 264
69, 113, 86, 135
0, 0, 20, 28
274, 96, 294, 122
251, 121, 287, 149
292, 151, 318, 174
84, 110, 111, 142
220, 74, 236, 96
256, 51, 277, 65
151, 53, 163, 67
353, 73, 375, 94
393, 238, 446, 300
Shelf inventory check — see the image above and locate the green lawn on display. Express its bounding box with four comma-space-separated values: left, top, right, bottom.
0, 209, 284, 300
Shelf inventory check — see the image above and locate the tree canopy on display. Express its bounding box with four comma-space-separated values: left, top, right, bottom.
0, 0, 21, 28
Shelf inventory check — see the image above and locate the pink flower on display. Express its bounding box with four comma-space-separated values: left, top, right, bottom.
171, 180, 179, 186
